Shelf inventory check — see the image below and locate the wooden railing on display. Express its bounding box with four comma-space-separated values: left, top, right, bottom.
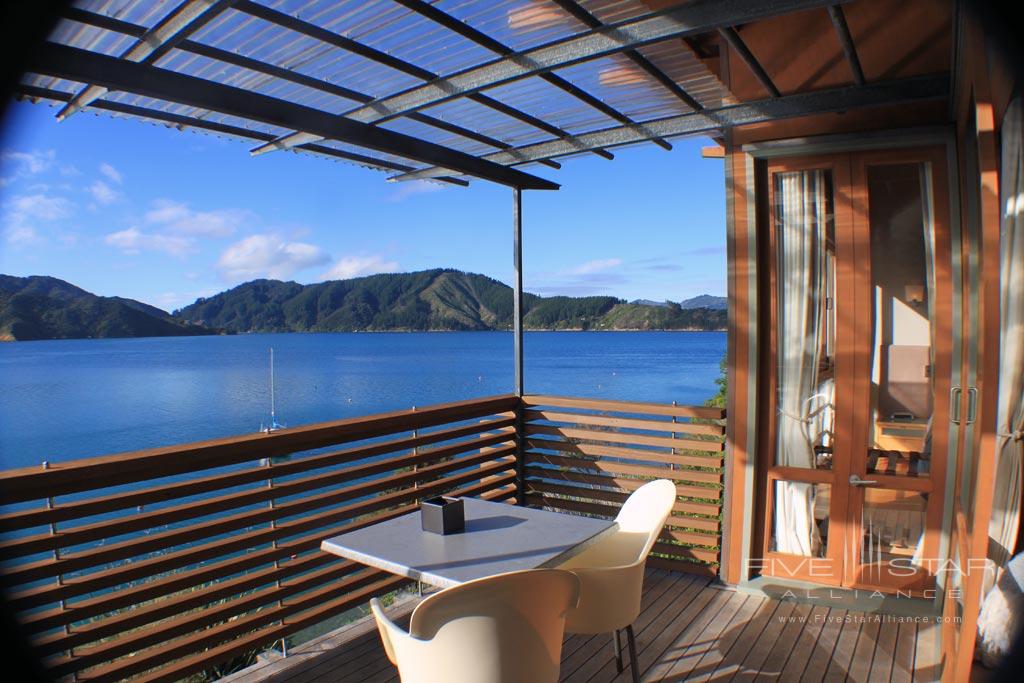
0, 393, 726, 681
521, 395, 726, 575
0, 395, 518, 683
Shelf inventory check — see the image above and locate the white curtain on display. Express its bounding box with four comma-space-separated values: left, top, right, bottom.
773, 171, 828, 556
987, 96, 1024, 583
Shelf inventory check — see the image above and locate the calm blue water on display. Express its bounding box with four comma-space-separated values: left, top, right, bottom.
0, 331, 725, 469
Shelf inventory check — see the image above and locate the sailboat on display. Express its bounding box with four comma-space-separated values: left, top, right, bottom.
261, 347, 285, 434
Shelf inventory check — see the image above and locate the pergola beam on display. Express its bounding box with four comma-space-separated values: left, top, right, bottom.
827, 5, 866, 85
235, 0, 609, 162
390, 0, 672, 151
547, 0, 705, 112
334, 0, 838, 127
60, 6, 559, 171
29, 42, 558, 190
18, 84, 470, 186
390, 74, 948, 182
718, 26, 781, 98
57, 0, 237, 121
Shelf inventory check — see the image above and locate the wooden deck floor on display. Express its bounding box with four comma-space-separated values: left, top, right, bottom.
226, 569, 943, 683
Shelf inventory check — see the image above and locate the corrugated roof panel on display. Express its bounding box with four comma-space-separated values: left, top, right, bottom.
203, 5, 425, 99
154, 47, 355, 115
435, 0, 584, 52
378, 115, 496, 157
552, 53, 689, 122
81, 0, 179, 31
483, 76, 619, 134
418, 97, 554, 148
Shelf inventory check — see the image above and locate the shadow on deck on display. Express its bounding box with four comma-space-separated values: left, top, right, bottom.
224, 568, 943, 683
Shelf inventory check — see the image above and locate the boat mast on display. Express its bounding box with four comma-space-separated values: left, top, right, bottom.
269, 347, 276, 429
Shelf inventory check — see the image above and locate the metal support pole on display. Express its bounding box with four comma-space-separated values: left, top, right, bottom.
44, 461, 75, 677
264, 457, 287, 658
512, 188, 524, 398
512, 188, 526, 505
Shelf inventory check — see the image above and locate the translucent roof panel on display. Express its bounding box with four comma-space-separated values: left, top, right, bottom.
483, 76, 621, 135
552, 53, 692, 122
78, 0, 180, 30
19, 0, 761, 186
436, 0, 584, 52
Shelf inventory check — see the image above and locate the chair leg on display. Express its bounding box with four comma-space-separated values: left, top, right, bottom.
613, 630, 623, 673
625, 624, 639, 683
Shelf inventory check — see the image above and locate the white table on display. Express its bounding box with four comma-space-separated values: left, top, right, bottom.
321, 497, 617, 588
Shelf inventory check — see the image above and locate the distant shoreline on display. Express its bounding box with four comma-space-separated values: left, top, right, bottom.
1, 328, 727, 342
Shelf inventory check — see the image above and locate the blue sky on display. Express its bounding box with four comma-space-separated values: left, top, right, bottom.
0, 100, 725, 311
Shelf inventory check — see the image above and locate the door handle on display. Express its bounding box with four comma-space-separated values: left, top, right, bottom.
950, 386, 962, 425
966, 387, 978, 424
849, 474, 878, 487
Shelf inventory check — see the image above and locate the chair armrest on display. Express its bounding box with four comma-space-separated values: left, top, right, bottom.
370, 597, 403, 665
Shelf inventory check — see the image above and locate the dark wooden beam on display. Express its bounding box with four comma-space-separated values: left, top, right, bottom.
718, 26, 781, 97
28, 42, 559, 190
827, 4, 866, 85
60, 6, 561, 171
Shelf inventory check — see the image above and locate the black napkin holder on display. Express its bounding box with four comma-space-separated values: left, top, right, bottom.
420, 496, 465, 535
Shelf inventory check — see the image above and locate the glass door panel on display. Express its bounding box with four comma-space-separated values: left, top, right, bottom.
760, 157, 847, 585
847, 149, 952, 592
865, 162, 935, 479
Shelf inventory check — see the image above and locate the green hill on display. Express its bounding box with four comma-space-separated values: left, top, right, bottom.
0, 275, 217, 341
174, 269, 726, 333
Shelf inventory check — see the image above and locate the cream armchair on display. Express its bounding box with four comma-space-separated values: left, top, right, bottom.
558, 479, 677, 683
370, 568, 580, 683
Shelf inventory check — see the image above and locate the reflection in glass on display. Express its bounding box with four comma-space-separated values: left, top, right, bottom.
866, 163, 936, 478
772, 169, 836, 473
861, 487, 928, 569
770, 169, 836, 556
771, 480, 830, 557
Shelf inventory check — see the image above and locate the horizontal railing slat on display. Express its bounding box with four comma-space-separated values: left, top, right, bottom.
524, 437, 722, 468
22, 472, 516, 634
523, 395, 725, 420
0, 415, 514, 532
2, 443, 514, 586
9, 454, 516, 608
523, 409, 726, 436
525, 424, 725, 452
523, 466, 721, 501
524, 482, 721, 527
524, 451, 723, 485
0, 428, 513, 560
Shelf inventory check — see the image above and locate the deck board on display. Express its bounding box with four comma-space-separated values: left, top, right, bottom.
230, 569, 942, 683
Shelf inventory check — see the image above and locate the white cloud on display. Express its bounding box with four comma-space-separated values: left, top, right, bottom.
105, 227, 192, 257
7, 192, 71, 221
145, 199, 248, 237
387, 179, 447, 202
217, 234, 330, 280
3, 225, 41, 247
89, 180, 121, 205
568, 258, 622, 275
99, 162, 123, 184
1, 150, 55, 182
322, 255, 400, 281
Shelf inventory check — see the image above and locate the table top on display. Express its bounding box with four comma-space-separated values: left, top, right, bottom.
321, 498, 617, 588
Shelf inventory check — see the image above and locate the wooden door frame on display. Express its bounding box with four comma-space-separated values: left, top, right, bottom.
751, 145, 955, 593
845, 146, 954, 593
754, 153, 852, 586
